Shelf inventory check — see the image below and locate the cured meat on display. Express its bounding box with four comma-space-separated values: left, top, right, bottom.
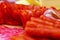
0, 9, 4, 24
10, 33, 50, 40
0, 2, 22, 26
0, 2, 47, 26
10, 33, 34, 40
0, 2, 60, 40
40, 15, 60, 28
25, 16, 60, 39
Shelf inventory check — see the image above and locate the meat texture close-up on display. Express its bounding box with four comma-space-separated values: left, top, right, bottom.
0, 1, 60, 40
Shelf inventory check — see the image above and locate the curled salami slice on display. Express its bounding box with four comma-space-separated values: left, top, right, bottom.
25, 16, 60, 39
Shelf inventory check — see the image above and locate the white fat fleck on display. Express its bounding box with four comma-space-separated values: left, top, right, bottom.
44, 8, 56, 16
6, 0, 16, 2
44, 8, 60, 21
44, 8, 56, 19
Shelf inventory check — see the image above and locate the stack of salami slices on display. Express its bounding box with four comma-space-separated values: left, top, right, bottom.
0, 2, 60, 40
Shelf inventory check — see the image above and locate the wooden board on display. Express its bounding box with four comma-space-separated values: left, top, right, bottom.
41, 0, 60, 9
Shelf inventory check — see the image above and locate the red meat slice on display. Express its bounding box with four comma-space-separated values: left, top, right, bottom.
0, 10, 4, 24
0, 2, 47, 26
10, 32, 50, 40
25, 16, 60, 39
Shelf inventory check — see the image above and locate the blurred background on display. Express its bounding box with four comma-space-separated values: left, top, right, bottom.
1, 0, 59, 9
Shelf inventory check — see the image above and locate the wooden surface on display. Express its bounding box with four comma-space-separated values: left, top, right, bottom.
41, 0, 60, 9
